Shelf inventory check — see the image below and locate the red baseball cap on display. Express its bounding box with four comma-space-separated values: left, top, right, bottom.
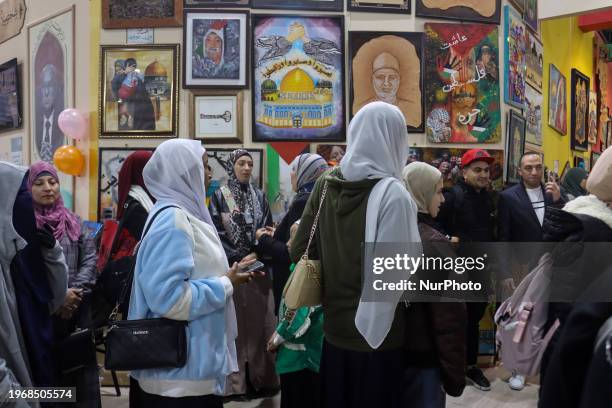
461, 149, 495, 169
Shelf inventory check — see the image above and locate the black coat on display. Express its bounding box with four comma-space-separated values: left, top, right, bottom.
256, 192, 309, 314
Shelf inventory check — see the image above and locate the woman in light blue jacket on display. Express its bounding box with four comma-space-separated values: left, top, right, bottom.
128, 139, 259, 408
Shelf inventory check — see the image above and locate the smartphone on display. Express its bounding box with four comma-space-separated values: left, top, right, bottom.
244, 260, 265, 273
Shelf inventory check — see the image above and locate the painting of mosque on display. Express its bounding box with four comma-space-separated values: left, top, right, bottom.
252, 15, 345, 142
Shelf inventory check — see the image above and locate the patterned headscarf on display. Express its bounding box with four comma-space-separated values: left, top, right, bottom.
291, 153, 328, 193
27, 161, 81, 242
222, 149, 264, 255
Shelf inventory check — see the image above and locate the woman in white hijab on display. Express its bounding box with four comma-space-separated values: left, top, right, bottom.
127, 139, 259, 408
289, 102, 421, 408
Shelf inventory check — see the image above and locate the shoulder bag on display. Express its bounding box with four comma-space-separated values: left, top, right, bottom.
104, 205, 188, 371
283, 181, 328, 309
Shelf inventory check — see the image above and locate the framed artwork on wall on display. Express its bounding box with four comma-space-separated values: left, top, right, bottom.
315, 144, 345, 165
0, 58, 22, 131
423, 23, 501, 143
206, 148, 263, 197
525, 31, 543, 93
524, 0, 538, 33
28, 6, 75, 209
573, 155, 585, 169
251, 0, 342, 11
99, 44, 180, 138
588, 91, 598, 145
185, 0, 250, 7
252, 15, 345, 142
506, 110, 526, 184
348, 0, 410, 14
183, 10, 249, 89
415, 0, 501, 24
504, 5, 527, 109
349, 31, 424, 133
548, 64, 567, 135
507, 0, 524, 13
98, 147, 155, 221
102, 0, 183, 29
525, 84, 542, 146
189, 90, 243, 143
570, 68, 589, 151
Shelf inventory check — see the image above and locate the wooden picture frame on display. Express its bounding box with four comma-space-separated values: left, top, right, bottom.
415, 0, 501, 24
28, 6, 75, 209
570, 68, 590, 151
348, 0, 411, 15
99, 44, 180, 138
189, 89, 244, 143
183, 9, 249, 89
102, 0, 183, 29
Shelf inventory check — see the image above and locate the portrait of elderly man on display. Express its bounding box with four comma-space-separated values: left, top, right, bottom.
193, 19, 239, 80
35, 63, 64, 162
351, 34, 422, 129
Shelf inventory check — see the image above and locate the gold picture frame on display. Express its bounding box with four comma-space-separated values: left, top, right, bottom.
99, 44, 180, 138
189, 90, 244, 144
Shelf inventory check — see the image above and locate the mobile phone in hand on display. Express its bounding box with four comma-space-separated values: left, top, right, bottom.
244, 260, 265, 274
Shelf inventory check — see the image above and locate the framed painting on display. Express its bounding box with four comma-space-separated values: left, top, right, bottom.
206, 148, 263, 198
98, 147, 155, 221
408, 147, 504, 189
524, 0, 538, 33
28, 6, 74, 209
588, 91, 598, 145
99, 44, 180, 138
571, 69, 589, 151
573, 155, 585, 170
252, 15, 345, 142
251, 0, 342, 11
102, 0, 183, 29
595, 37, 609, 152
185, 0, 250, 7
591, 151, 601, 168
183, 10, 249, 89
506, 110, 526, 184
348, 0, 410, 14
127, 28, 154, 45
504, 5, 527, 109
316, 144, 345, 165
0, 58, 22, 131
189, 90, 243, 143
508, 0, 524, 13
548, 64, 567, 135
424, 23, 501, 143
525, 84, 542, 146
350, 32, 424, 133
525, 31, 543, 92
415, 0, 501, 24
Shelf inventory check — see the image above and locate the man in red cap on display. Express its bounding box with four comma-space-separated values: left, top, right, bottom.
436, 148, 497, 392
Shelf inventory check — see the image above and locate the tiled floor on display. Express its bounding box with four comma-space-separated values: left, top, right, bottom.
101, 367, 538, 408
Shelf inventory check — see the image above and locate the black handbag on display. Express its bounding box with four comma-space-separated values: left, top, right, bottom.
104, 205, 188, 371
56, 328, 97, 374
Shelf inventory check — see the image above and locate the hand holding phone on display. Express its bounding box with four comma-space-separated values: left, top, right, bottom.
243, 260, 265, 274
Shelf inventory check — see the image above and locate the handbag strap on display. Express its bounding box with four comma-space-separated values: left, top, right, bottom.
108, 205, 178, 322
302, 181, 328, 261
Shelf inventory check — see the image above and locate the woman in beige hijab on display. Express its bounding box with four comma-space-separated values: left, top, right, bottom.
401, 162, 467, 407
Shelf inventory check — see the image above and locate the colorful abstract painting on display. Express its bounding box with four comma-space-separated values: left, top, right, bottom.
525, 84, 542, 146
252, 15, 345, 142
504, 5, 526, 109
548, 64, 567, 135
424, 23, 500, 143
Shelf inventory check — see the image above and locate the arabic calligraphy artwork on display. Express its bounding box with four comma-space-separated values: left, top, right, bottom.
0, 0, 26, 45
424, 23, 500, 143
252, 15, 345, 142
102, 0, 182, 29
571, 68, 590, 151
504, 5, 527, 109
548, 64, 567, 135
28, 6, 74, 209
408, 147, 504, 189
350, 32, 424, 133
525, 31, 543, 93
183, 10, 249, 89
98, 147, 154, 221
99, 44, 179, 137
189, 89, 243, 143
506, 110, 526, 184
348, 0, 410, 15
524, 0, 538, 33
588, 91, 597, 145
525, 84, 542, 146
416, 0, 501, 24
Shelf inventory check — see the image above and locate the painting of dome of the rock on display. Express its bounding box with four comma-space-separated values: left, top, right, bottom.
252, 15, 345, 142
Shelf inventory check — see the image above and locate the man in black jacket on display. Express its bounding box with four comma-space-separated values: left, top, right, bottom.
436, 148, 496, 392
